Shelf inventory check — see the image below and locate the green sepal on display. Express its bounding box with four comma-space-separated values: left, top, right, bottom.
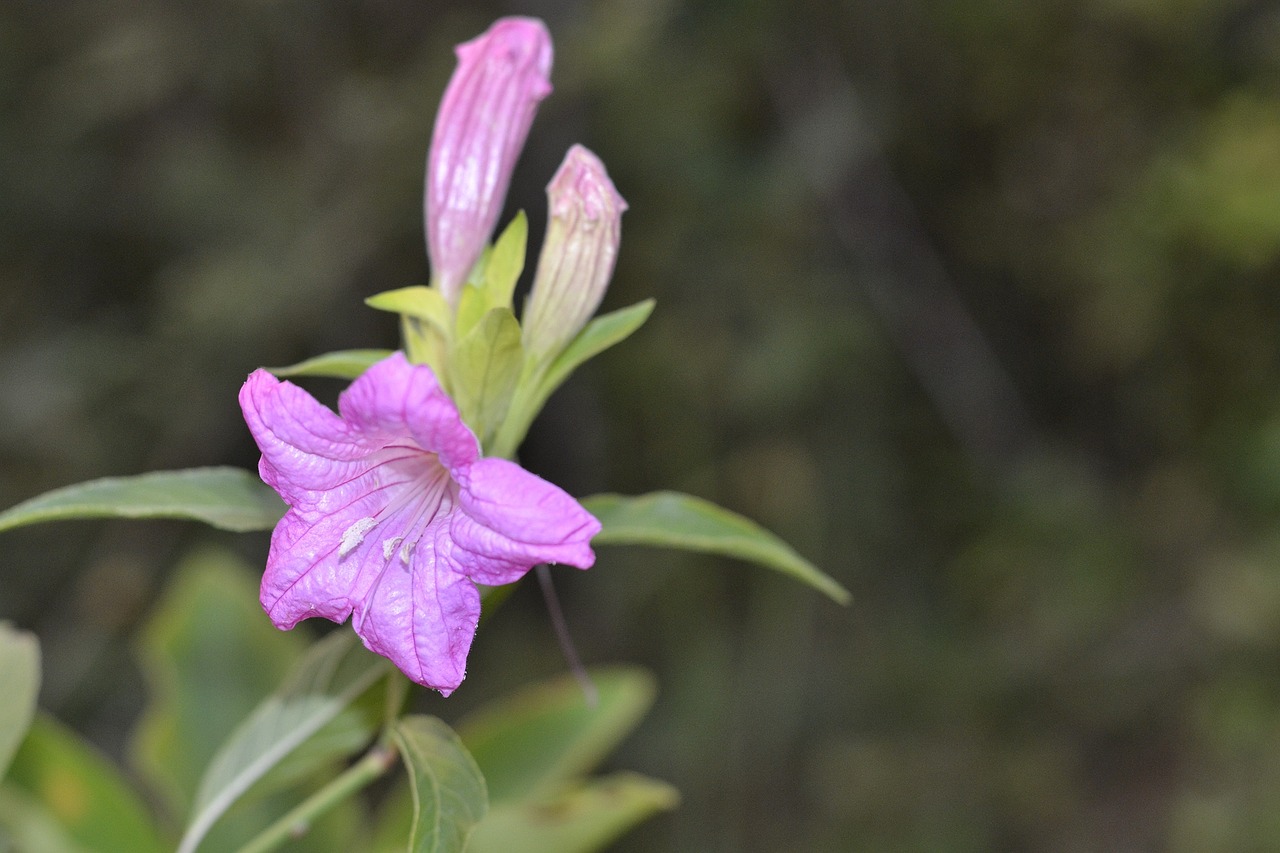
269, 349, 393, 380
448, 307, 524, 452
583, 491, 851, 605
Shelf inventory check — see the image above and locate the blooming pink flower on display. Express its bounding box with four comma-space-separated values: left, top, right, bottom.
239, 353, 599, 694
523, 144, 627, 361
426, 17, 553, 304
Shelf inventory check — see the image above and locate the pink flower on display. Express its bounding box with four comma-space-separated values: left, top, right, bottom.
239, 353, 598, 694
426, 17, 553, 304
522, 144, 627, 361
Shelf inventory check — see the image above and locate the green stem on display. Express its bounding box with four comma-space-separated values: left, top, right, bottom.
235, 742, 399, 853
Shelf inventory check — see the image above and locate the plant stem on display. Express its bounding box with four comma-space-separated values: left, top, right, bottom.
235, 742, 399, 853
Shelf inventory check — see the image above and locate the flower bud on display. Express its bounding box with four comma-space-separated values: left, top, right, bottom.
426, 17, 553, 305
522, 145, 627, 360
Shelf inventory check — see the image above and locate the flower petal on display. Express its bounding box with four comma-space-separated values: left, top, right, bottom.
352, 522, 480, 694
426, 17, 553, 302
258, 447, 448, 632
450, 457, 600, 585
338, 353, 479, 470
239, 369, 367, 504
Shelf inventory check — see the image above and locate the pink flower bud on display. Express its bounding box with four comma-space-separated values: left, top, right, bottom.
522, 145, 627, 360
426, 17, 553, 304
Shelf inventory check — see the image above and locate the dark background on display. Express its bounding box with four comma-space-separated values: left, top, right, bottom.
6, 0, 1280, 850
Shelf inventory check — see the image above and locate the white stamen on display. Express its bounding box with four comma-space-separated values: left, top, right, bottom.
383, 536, 403, 561
339, 516, 379, 558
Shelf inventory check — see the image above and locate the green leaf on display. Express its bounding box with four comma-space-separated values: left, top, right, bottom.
468, 773, 678, 853
0, 467, 285, 534
4, 715, 167, 853
131, 549, 308, 820
448, 307, 524, 449
534, 299, 654, 404
480, 212, 527, 310
177, 632, 389, 853
0, 785, 91, 853
492, 300, 654, 458
583, 491, 851, 605
454, 284, 489, 341
269, 350, 393, 380
390, 716, 488, 853
0, 623, 39, 781
456, 667, 656, 805
366, 286, 452, 330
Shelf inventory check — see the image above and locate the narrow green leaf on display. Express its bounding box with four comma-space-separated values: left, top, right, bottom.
491, 300, 655, 458
454, 284, 488, 341
456, 667, 656, 805
0, 467, 285, 534
448, 307, 524, 448
366, 286, 452, 330
269, 349, 393, 380
468, 773, 678, 853
534, 299, 654, 404
583, 491, 851, 605
177, 632, 389, 853
0, 623, 39, 781
390, 716, 488, 853
4, 715, 167, 853
480, 212, 527, 310
131, 549, 307, 820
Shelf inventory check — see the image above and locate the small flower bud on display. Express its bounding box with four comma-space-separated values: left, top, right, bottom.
426, 17, 553, 305
522, 145, 627, 360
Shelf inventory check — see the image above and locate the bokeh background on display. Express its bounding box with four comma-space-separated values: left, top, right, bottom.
6, 0, 1280, 849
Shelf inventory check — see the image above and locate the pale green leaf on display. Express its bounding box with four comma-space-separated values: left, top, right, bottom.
176, 632, 389, 853
467, 773, 678, 853
0, 785, 93, 853
0, 623, 39, 782
4, 715, 167, 853
448, 307, 523, 449
454, 284, 488, 341
269, 349, 393, 379
390, 716, 488, 853
492, 300, 655, 458
131, 549, 306, 821
366, 286, 452, 330
480, 212, 527, 310
456, 667, 656, 805
534, 299, 654, 404
0, 467, 285, 534
583, 491, 851, 604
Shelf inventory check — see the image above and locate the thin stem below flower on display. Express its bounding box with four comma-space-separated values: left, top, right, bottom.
536, 564, 597, 707
234, 742, 399, 853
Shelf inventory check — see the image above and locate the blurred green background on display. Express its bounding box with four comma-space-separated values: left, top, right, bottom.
6, 0, 1280, 849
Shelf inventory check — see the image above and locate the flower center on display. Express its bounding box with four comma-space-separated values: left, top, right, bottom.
337, 445, 455, 563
